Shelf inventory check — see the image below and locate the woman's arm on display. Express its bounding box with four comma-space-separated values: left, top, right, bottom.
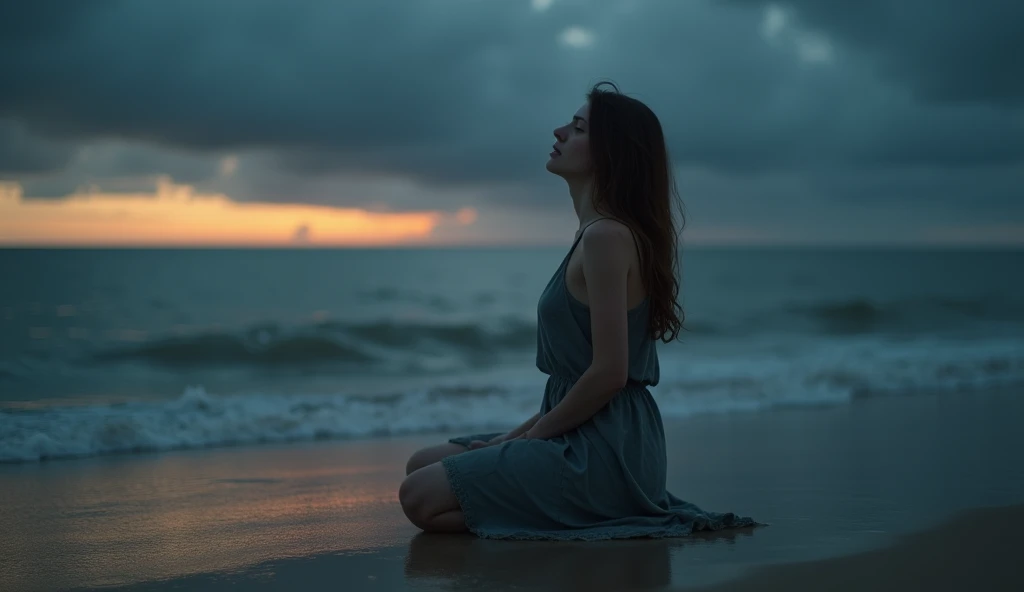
471, 412, 540, 448
525, 221, 633, 440
504, 411, 541, 439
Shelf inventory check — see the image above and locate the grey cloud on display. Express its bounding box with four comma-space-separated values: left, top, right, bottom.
0, 0, 1021, 220
0, 0, 547, 149
728, 0, 1024, 107
15, 143, 224, 198
0, 121, 77, 175
194, 152, 513, 212
1, 0, 577, 192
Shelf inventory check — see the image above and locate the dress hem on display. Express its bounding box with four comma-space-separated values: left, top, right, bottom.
464, 513, 765, 541
440, 455, 482, 534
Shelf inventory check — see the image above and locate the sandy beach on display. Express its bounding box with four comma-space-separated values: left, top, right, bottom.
692, 503, 1023, 592
2, 386, 1022, 591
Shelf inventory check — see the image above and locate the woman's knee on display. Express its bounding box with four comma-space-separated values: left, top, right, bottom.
399, 475, 425, 526
405, 443, 465, 476
400, 462, 460, 531
399, 467, 443, 529
405, 449, 432, 476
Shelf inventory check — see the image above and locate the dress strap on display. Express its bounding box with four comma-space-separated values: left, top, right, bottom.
566, 216, 612, 259
564, 217, 645, 285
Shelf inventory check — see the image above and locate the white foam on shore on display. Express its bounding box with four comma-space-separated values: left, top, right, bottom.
3, 336, 1022, 463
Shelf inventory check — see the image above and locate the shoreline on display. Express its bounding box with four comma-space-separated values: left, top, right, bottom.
6, 378, 1023, 466
87, 503, 1024, 592
2, 386, 1022, 591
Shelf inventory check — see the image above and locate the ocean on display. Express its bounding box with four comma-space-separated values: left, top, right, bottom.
2, 246, 1022, 464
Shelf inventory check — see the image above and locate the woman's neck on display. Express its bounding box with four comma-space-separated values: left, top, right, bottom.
567, 177, 603, 229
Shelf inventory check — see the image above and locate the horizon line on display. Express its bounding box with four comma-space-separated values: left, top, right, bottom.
1, 241, 1022, 250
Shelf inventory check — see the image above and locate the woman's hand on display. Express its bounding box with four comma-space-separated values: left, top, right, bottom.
467, 433, 508, 450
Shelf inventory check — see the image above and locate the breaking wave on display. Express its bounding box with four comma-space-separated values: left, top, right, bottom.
91, 318, 538, 369
5, 335, 1023, 463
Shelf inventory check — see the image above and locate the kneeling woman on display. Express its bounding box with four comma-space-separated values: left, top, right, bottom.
400, 81, 759, 541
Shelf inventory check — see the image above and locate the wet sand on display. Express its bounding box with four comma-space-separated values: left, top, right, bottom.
691, 503, 1022, 592
2, 386, 1022, 591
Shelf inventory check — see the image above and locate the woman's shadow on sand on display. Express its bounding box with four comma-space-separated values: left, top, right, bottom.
404, 528, 755, 591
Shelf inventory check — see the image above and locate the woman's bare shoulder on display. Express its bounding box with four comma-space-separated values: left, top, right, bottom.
581, 218, 636, 258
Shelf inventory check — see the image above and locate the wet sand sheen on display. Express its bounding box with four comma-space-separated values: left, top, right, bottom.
691, 504, 1022, 592
1, 386, 1022, 591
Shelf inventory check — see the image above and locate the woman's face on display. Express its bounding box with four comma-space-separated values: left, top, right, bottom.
546, 101, 591, 178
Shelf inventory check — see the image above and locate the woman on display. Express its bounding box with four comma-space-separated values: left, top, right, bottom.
399, 81, 758, 540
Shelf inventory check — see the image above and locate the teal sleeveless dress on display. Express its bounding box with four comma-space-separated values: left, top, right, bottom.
442, 219, 759, 540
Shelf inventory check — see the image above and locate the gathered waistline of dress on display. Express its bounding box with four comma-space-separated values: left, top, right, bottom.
544, 371, 651, 393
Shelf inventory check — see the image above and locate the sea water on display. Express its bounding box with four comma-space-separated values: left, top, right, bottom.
2, 247, 1022, 462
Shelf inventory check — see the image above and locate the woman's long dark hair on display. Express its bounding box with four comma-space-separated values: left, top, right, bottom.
586, 81, 685, 342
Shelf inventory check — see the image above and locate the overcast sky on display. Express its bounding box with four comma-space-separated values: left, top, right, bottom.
1, 0, 1021, 245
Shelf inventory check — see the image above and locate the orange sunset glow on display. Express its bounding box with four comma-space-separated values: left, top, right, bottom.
0, 179, 477, 247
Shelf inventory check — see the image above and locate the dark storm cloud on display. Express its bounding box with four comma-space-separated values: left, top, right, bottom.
0, 0, 1021, 214
0, 0, 552, 158
728, 0, 1024, 107
0, 121, 76, 174
14, 143, 224, 198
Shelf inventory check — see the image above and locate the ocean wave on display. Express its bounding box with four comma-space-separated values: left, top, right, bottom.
0, 384, 539, 463
331, 318, 536, 350
93, 333, 375, 366
0, 357, 44, 381
77, 297, 1021, 374
657, 337, 1024, 415
5, 336, 1023, 463
355, 287, 458, 311
788, 297, 1022, 334
91, 318, 537, 369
